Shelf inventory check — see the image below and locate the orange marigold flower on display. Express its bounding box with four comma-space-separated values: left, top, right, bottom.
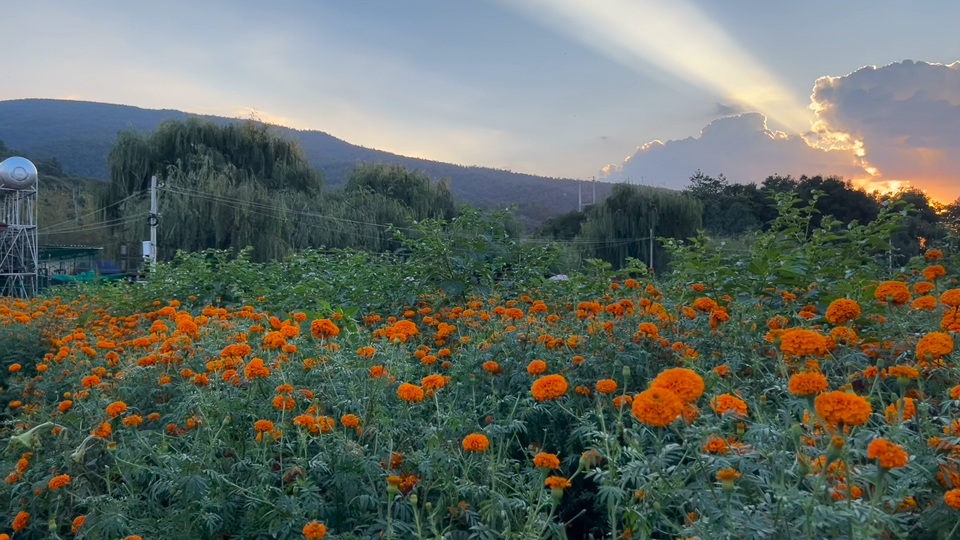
632, 387, 683, 427
779, 328, 828, 357
48, 474, 71, 490
482, 361, 500, 374
914, 281, 936, 295
596, 379, 617, 394
650, 368, 704, 403
105, 401, 128, 417
340, 414, 360, 428
924, 265, 947, 281
710, 394, 748, 416
527, 359, 547, 375
830, 483, 863, 500
702, 435, 728, 454
533, 452, 560, 469
123, 414, 143, 427
421, 374, 449, 391
887, 365, 920, 379
7, 363, 20, 373
310, 319, 340, 340
91, 422, 111, 438
946, 489, 960, 510
81, 375, 101, 388
397, 383, 425, 403
318, 416, 336, 433
545, 476, 571, 490
885, 398, 917, 423
303, 520, 327, 539
713, 365, 731, 377
462, 433, 490, 452
369, 365, 386, 378
867, 438, 909, 469
254, 419, 275, 432
874, 281, 911, 305
273, 395, 296, 411
951, 385, 960, 400
788, 371, 828, 396
926, 249, 944, 259
71, 515, 85, 533
612, 394, 632, 408
830, 326, 859, 345
244, 358, 271, 379
58, 400, 73, 413
12, 511, 29, 531
716, 468, 741, 482
636, 322, 659, 338
916, 331, 954, 360
693, 297, 719, 312
814, 391, 872, 426
825, 298, 861, 325
911, 295, 938, 310
531, 374, 568, 401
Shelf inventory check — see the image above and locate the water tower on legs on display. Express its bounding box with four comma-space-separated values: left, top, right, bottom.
0, 157, 38, 297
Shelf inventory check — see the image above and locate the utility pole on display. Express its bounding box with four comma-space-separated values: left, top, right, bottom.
578, 180, 582, 212
592, 176, 596, 206
145, 175, 158, 270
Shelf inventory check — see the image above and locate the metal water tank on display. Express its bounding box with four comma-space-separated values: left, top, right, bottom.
0, 157, 38, 190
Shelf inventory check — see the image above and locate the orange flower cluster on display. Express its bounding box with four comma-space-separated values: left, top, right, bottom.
924, 265, 946, 281
595, 379, 617, 394
825, 298, 861, 325
302, 520, 327, 539
545, 476, 572, 489
462, 433, 490, 452
710, 394, 748, 416
650, 368, 704, 403
916, 331, 954, 360
397, 383, 425, 403
533, 452, 560, 469
885, 398, 916, 423
814, 391, 872, 426
632, 387, 683, 427
310, 319, 340, 340
779, 328, 828, 357
867, 438, 909, 469
874, 281, 911, 305
526, 360, 547, 375
243, 358, 270, 379
788, 371, 828, 396
531, 374, 568, 401
48, 474, 71, 490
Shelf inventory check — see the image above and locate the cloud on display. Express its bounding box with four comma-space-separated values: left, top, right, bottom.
600, 113, 866, 188
809, 60, 960, 202
602, 60, 960, 203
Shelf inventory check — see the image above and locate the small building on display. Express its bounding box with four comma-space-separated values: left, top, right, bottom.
39, 245, 103, 286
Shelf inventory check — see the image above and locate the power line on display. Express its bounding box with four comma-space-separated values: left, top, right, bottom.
43, 190, 147, 233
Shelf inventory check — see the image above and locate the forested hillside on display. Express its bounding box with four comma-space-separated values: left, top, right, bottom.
0, 99, 610, 222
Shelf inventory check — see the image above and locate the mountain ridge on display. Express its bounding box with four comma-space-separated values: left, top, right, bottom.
0, 99, 610, 222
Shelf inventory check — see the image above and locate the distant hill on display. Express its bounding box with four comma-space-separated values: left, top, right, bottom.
0, 99, 609, 223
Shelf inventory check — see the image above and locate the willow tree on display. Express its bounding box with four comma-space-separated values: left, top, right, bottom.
577, 183, 702, 270
100, 118, 323, 260
345, 163, 457, 221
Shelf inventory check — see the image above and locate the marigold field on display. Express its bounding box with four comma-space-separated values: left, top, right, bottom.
2, 202, 960, 539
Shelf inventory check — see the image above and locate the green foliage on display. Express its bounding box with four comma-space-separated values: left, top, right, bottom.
578, 183, 702, 271
345, 163, 457, 222
393, 206, 561, 300
666, 189, 906, 297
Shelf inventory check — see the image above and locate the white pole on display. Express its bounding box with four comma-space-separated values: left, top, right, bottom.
149, 175, 157, 268
578, 180, 582, 212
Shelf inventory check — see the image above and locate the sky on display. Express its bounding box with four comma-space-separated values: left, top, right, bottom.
2, 0, 959, 201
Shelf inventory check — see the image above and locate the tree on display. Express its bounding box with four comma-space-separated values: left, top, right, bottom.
344, 163, 457, 221
578, 184, 702, 270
